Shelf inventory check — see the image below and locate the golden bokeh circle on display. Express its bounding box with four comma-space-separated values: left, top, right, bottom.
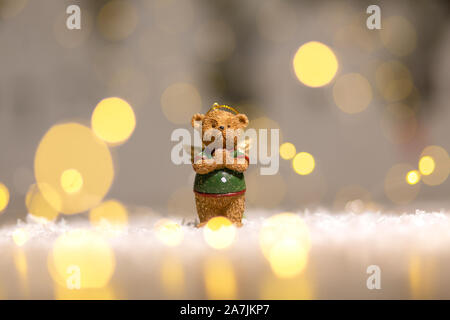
333, 73, 372, 114
26, 184, 59, 221
90, 199, 129, 231
384, 163, 420, 204
48, 229, 115, 289
91, 97, 136, 145
420, 146, 449, 186
292, 152, 315, 175
0, 183, 10, 213
380, 16, 417, 57
161, 82, 202, 124
97, 0, 138, 41
376, 61, 413, 102
293, 41, 338, 88
280, 142, 297, 160
34, 123, 114, 215
418, 156, 435, 176
406, 170, 421, 185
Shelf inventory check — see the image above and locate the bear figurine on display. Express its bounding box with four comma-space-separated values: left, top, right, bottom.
191, 103, 249, 227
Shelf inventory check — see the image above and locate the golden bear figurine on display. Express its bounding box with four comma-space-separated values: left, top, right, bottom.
191, 103, 249, 227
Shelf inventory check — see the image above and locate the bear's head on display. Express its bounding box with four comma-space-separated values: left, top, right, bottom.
191, 103, 248, 150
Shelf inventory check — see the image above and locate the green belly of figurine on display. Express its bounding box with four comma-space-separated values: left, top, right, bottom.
194, 168, 246, 194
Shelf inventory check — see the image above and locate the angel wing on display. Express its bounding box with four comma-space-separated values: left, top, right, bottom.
183, 144, 203, 163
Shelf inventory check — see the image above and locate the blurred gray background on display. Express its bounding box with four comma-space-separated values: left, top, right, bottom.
0, 0, 450, 223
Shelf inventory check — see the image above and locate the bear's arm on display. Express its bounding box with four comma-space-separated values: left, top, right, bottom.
192, 158, 220, 174
225, 152, 249, 173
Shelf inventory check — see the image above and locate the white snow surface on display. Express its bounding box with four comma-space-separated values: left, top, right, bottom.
0, 209, 449, 299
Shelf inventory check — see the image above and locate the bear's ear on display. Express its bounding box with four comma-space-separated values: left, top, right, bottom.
191, 113, 205, 128
236, 114, 249, 128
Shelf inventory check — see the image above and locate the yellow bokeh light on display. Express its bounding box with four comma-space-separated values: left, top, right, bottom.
420, 146, 450, 186
60, 169, 83, 194
269, 239, 308, 278
34, 123, 114, 215
259, 213, 311, 259
54, 284, 117, 300
280, 142, 296, 160
161, 82, 202, 124
259, 213, 310, 279
160, 254, 185, 297
333, 73, 372, 114
155, 219, 184, 247
48, 229, 115, 289
406, 170, 420, 185
204, 255, 237, 299
293, 41, 338, 88
385, 163, 420, 204
292, 152, 315, 175
12, 228, 28, 247
91, 97, 136, 145
203, 217, 236, 250
0, 183, 10, 213
97, 0, 138, 41
376, 61, 413, 102
26, 184, 60, 222
90, 200, 129, 232
419, 156, 435, 176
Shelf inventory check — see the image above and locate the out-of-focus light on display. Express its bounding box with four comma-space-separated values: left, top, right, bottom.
409, 255, 435, 299
48, 229, 115, 289
12, 228, 28, 247
293, 41, 338, 88
34, 123, 114, 214
92, 97, 136, 145
376, 61, 413, 102
269, 238, 308, 278
292, 152, 315, 175
419, 156, 436, 176
204, 255, 237, 299
161, 82, 202, 124
90, 200, 129, 232
0, 0, 27, 19
380, 16, 417, 57
60, 169, 83, 194
420, 146, 449, 186
203, 217, 236, 250
97, 0, 138, 41
155, 219, 184, 247
26, 184, 59, 222
54, 284, 117, 300
160, 254, 185, 297
333, 73, 372, 114
406, 170, 420, 185
280, 142, 296, 160
195, 20, 235, 62
334, 185, 371, 212
259, 213, 310, 279
385, 163, 420, 204
261, 271, 315, 299
259, 213, 310, 259
0, 183, 10, 213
